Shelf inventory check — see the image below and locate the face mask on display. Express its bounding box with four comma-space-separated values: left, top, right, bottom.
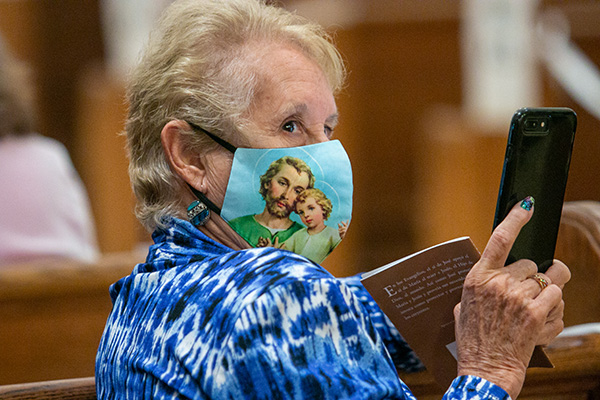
186, 122, 353, 265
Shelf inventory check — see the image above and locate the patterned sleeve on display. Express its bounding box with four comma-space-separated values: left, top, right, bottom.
205, 277, 416, 399
339, 274, 425, 372
203, 276, 512, 400
443, 376, 511, 400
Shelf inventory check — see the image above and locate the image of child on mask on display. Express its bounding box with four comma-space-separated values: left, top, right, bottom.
282, 188, 348, 264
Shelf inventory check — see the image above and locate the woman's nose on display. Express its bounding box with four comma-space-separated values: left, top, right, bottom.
305, 126, 330, 145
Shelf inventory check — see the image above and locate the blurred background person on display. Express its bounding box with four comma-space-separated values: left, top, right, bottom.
0, 36, 99, 266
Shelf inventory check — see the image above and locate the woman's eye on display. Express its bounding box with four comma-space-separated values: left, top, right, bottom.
282, 121, 298, 133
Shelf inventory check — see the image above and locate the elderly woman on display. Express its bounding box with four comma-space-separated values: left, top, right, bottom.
95, 0, 570, 399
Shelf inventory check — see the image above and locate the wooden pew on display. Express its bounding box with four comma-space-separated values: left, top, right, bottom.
0, 377, 96, 400
556, 200, 600, 326
0, 252, 143, 384
3, 333, 598, 400
399, 333, 600, 400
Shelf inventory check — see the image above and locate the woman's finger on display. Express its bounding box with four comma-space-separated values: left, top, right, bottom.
504, 259, 538, 281
479, 197, 535, 271
522, 272, 553, 298
543, 260, 571, 289
546, 300, 565, 323
534, 286, 565, 344
532, 284, 563, 317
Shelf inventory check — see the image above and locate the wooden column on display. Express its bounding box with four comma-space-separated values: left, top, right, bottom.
72, 67, 147, 253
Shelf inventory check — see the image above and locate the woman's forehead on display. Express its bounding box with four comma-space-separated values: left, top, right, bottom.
248, 43, 336, 115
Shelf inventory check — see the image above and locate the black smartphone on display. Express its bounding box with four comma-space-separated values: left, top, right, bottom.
493, 107, 577, 272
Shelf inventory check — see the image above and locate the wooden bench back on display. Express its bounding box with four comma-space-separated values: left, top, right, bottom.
0, 377, 96, 400
555, 201, 600, 327
0, 252, 142, 384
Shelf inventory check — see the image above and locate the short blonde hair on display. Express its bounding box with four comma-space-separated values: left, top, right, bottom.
0, 38, 36, 137
126, 0, 346, 231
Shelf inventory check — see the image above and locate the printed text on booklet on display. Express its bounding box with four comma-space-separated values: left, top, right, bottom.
361, 237, 552, 389
383, 253, 474, 321
362, 237, 479, 388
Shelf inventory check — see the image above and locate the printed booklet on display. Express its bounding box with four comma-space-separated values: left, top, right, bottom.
361, 237, 551, 388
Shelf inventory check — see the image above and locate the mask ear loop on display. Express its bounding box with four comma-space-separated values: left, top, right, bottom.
187, 121, 237, 153
184, 121, 237, 226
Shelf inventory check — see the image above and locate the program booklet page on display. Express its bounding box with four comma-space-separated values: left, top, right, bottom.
361, 236, 551, 388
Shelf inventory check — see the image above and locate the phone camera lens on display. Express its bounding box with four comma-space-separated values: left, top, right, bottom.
523, 117, 550, 135
524, 119, 538, 130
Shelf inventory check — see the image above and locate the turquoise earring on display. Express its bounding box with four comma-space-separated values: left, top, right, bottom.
187, 200, 210, 226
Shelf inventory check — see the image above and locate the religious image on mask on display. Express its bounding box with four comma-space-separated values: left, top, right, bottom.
221, 140, 353, 264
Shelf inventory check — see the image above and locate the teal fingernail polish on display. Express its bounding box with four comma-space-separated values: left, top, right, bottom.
521, 196, 535, 211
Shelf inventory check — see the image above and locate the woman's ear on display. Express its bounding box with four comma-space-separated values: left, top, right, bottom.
161, 120, 205, 190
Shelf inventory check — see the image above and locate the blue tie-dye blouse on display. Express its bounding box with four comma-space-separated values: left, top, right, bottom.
96, 218, 510, 399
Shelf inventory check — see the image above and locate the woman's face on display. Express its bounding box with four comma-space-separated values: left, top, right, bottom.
200, 42, 338, 249
207, 42, 339, 206
242, 42, 339, 148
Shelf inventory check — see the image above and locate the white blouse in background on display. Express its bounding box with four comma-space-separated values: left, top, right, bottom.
0, 134, 99, 266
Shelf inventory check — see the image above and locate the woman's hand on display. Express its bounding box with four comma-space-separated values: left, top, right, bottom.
454, 199, 571, 399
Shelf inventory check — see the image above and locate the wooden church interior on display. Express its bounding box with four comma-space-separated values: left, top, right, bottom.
1, 1, 599, 398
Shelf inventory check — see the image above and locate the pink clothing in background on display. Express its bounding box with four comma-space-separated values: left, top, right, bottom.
0, 134, 99, 265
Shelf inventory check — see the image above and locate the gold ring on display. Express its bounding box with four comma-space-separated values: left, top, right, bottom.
527, 273, 549, 290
